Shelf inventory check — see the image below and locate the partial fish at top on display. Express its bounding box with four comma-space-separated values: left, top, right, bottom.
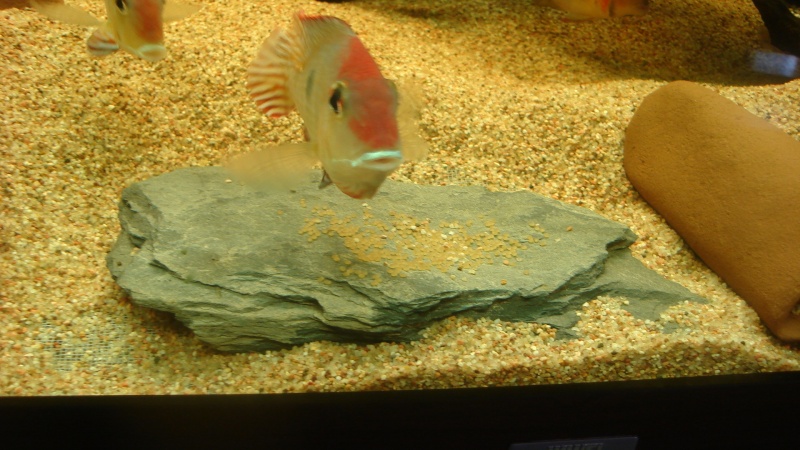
236, 12, 428, 199
536, 0, 649, 20
31, 0, 200, 61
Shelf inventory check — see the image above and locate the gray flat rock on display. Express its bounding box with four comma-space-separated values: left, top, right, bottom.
107, 167, 703, 352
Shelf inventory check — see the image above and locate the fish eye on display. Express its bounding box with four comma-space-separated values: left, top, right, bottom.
115, 0, 128, 13
329, 83, 345, 115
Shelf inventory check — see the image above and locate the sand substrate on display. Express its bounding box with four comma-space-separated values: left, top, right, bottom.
2, 0, 799, 395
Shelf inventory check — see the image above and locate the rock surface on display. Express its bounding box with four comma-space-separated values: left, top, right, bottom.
107, 167, 701, 352
624, 80, 800, 341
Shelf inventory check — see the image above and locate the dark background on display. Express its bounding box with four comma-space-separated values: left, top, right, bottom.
1, 371, 798, 449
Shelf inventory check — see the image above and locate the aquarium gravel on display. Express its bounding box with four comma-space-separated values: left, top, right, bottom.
2, 0, 800, 395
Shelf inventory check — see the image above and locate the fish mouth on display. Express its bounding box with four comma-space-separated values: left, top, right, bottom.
134, 44, 168, 62
347, 150, 403, 171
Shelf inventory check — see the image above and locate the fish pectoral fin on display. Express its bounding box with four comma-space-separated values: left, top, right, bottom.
87, 28, 119, 57
399, 126, 430, 162
226, 143, 317, 191
318, 170, 333, 190
30, 1, 102, 27
396, 80, 430, 162
163, 2, 202, 23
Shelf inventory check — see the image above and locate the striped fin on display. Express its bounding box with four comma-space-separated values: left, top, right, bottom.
87, 28, 119, 57
246, 12, 355, 118
293, 13, 355, 54
246, 23, 304, 118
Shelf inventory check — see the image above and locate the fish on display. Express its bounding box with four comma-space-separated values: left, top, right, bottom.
30, 0, 200, 62
238, 12, 427, 200
536, 0, 649, 20
750, 49, 799, 78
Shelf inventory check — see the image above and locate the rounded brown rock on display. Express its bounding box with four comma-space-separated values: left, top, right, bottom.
624, 80, 800, 341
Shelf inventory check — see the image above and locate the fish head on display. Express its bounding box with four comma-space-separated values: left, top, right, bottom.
104, 0, 167, 61
318, 72, 403, 199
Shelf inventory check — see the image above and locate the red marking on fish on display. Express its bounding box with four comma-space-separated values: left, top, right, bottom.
341, 38, 399, 150
338, 36, 383, 82
339, 187, 366, 199
135, 0, 164, 43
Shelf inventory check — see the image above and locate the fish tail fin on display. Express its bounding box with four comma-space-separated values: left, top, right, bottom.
30, 0, 102, 26
226, 143, 318, 191
246, 23, 303, 118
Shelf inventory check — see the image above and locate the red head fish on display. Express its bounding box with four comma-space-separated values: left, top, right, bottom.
31, 0, 200, 62
241, 12, 427, 199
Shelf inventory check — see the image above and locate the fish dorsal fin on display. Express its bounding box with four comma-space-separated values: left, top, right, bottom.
293, 13, 355, 58
246, 15, 309, 117
246, 12, 355, 118
246, 27, 299, 117
163, 1, 201, 23
30, 0, 102, 27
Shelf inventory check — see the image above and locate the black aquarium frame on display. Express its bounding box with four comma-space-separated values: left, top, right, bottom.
1, 371, 798, 449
